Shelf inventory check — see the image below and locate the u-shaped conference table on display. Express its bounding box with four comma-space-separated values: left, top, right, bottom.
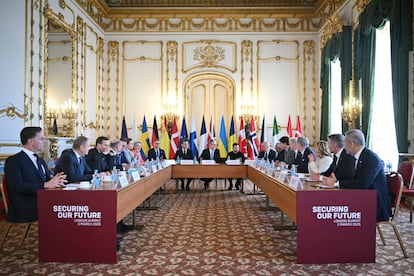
38, 164, 376, 264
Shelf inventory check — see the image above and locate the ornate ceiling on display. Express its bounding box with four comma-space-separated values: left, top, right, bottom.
103, 0, 319, 8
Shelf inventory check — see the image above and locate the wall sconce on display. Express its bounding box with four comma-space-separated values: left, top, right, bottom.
239, 103, 256, 124
342, 81, 362, 129
46, 98, 78, 137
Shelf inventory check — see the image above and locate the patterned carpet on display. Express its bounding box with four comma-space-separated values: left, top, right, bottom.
1, 179, 414, 275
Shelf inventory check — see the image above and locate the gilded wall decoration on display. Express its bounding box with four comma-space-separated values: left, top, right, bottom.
106, 41, 119, 135
303, 40, 317, 142
241, 40, 253, 100
320, 15, 343, 49
167, 41, 179, 100
355, 0, 372, 14
182, 40, 236, 74
0, 105, 27, 119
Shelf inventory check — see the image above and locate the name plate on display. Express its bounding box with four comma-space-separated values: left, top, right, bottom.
180, 159, 194, 165
225, 160, 241, 165
201, 160, 216, 165
289, 176, 303, 190
131, 171, 140, 181
277, 171, 288, 182
119, 176, 129, 187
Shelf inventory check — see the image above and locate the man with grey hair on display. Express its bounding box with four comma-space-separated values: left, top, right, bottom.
295, 136, 316, 173
323, 129, 391, 222
285, 137, 298, 167
55, 136, 94, 183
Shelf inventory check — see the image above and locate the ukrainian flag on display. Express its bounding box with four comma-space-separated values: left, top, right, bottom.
218, 115, 228, 158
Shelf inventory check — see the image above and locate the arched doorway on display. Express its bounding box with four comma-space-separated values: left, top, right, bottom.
183, 72, 235, 136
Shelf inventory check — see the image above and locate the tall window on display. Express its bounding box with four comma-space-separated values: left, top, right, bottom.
370, 21, 398, 169
330, 58, 342, 134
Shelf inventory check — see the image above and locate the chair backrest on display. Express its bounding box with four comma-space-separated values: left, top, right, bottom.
397, 161, 414, 189
386, 172, 404, 221
0, 175, 9, 214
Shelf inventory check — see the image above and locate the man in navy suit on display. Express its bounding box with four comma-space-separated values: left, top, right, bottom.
86, 136, 111, 173
295, 136, 316, 173
200, 140, 221, 189
174, 139, 194, 190
4, 127, 67, 222
319, 133, 355, 180
106, 140, 130, 171
323, 129, 392, 222
147, 139, 167, 161
258, 141, 277, 162
55, 136, 96, 183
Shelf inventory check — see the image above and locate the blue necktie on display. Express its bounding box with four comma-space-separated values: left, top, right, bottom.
34, 154, 46, 181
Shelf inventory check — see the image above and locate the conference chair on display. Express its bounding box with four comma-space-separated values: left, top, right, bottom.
376, 172, 408, 258
398, 161, 414, 222
0, 176, 34, 248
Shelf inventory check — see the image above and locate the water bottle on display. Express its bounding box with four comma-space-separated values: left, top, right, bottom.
386, 160, 392, 172
111, 166, 118, 186
193, 156, 198, 164
92, 169, 100, 189
176, 155, 181, 165
290, 165, 297, 177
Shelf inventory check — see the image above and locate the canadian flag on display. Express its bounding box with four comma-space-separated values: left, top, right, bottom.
287, 115, 293, 137
238, 117, 247, 157
295, 115, 302, 138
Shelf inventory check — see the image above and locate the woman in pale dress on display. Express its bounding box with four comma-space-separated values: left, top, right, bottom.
308, 140, 333, 174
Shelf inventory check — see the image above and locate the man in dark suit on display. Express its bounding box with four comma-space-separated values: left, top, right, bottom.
226, 143, 245, 190
295, 136, 316, 173
106, 140, 130, 171
147, 138, 167, 161
317, 133, 354, 180
200, 140, 221, 189
174, 139, 194, 190
4, 127, 67, 222
285, 137, 298, 168
323, 129, 392, 222
86, 136, 111, 173
55, 136, 95, 183
276, 136, 289, 163
258, 141, 277, 162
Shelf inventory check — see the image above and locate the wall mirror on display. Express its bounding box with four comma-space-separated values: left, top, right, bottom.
44, 6, 77, 137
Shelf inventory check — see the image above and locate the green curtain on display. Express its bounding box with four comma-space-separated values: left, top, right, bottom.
356, 0, 413, 152
354, 26, 376, 143
390, 0, 413, 154
319, 28, 352, 139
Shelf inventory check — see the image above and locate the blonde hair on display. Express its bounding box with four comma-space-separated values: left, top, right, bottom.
316, 140, 331, 158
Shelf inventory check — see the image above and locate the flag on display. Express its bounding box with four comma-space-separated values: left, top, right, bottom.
180, 117, 188, 147
260, 115, 267, 149
151, 115, 159, 146
272, 115, 280, 148
238, 117, 247, 156
295, 115, 302, 137
169, 117, 179, 159
208, 116, 216, 144
247, 116, 259, 159
52, 118, 58, 136
190, 116, 199, 158
141, 115, 151, 158
217, 115, 228, 158
199, 116, 207, 156
287, 115, 293, 137
160, 116, 170, 158
120, 116, 128, 139
131, 113, 138, 140
228, 115, 236, 151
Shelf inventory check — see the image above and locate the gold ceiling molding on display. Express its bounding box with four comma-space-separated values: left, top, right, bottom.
103, 0, 318, 8
355, 0, 371, 14
74, 0, 357, 33
320, 15, 343, 49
